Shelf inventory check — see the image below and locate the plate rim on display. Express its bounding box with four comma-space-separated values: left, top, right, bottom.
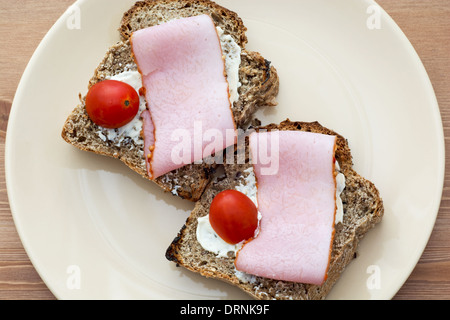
369, 0, 445, 298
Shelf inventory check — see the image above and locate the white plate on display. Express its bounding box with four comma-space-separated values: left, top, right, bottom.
6, 0, 444, 300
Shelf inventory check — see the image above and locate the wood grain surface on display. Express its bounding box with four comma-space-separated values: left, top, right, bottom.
1, 0, 449, 300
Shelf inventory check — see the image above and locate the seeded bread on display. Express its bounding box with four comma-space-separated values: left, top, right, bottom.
61, 0, 279, 201
166, 119, 384, 300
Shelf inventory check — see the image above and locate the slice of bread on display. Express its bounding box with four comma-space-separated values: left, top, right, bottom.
166, 119, 384, 300
61, 0, 279, 202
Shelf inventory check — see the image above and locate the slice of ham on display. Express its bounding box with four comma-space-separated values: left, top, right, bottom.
131, 15, 236, 179
235, 130, 337, 285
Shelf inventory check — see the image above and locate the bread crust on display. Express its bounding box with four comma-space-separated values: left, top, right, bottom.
166, 119, 384, 300
120, 0, 248, 46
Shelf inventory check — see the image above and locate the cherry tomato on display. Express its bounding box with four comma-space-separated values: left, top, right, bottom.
209, 190, 258, 244
85, 80, 140, 129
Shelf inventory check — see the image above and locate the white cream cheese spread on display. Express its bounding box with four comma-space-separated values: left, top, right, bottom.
196, 168, 260, 258
335, 161, 346, 225
216, 26, 242, 104
196, 215, 244, 258
95, 67, 146, 148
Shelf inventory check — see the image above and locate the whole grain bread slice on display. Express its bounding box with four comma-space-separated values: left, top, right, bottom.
61, 0, 279, 201
166, 119, 384, 300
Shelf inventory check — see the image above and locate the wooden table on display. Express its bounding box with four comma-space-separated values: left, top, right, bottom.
0, 0, 449, 300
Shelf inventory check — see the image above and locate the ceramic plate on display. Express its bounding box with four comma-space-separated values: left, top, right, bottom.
6, 0, 444, 299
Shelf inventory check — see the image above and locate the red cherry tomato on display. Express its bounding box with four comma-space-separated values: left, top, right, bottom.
209, 190, 258, 245
85, 80, 140, 129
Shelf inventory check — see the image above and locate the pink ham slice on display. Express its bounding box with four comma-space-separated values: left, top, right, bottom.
131, 15, 236, 179
235, 130, 337, 285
